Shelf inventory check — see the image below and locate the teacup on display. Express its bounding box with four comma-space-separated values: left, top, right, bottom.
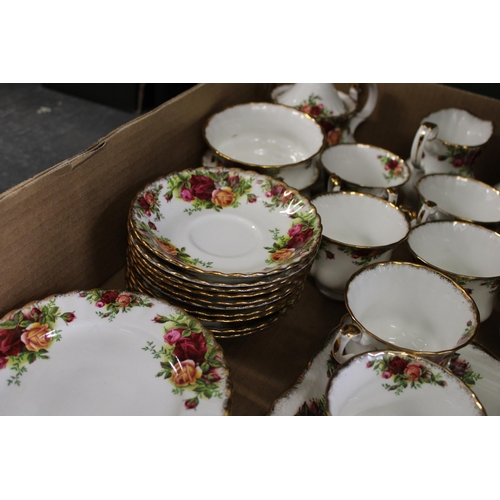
415, 173, 500, 229
331, 261, 479, 365
410, 108, 493, 177
321, 143, 411, 203
271, 83, 378, 145
408, 220, 500, 322
326, 350, 486, 416
309, 191, 410, 301
202, 102, 325, 188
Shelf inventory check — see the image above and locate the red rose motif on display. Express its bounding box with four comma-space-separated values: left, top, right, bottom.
138, 197, 150, 211
148, 221, 157, 230
287, 227, 313, 249
188, 175, 216, 201
180, 187, 195, 202
172, 331, 208, 363
247, 194, 257, 203
184, 397, 199, 410
164, 327, 184, 345
0, 326, 25, 358
310, 105, 322, 116
101, 291, 119, 304
386, 159, 400, 170
0, 356, 8, 369
452, 157, 464, 167
388, 356, 408, 375
227, 174, 240, 188
61, 312, 76, 323
382, 371, 392, 379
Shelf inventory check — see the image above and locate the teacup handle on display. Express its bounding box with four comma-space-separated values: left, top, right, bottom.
349, 83, 378, 134
328, 173, 343, 192
332, 323, 364, 364
328, 173, 398, 204
410, 122, 438, 171
415, 200, 438, 226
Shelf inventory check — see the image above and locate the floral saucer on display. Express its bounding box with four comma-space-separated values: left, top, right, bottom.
0, 291, 231, 415
268, 314, 499, 416
129, 167, 322, 281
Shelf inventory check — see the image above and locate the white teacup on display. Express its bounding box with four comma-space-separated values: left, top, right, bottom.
408, 220, 500, 322
327, 350, 486, 416
202, 102, 325, 188
332, 261, 479, 365
309, 192, 410, 301
410, 108, 493, 177
415, 173, 500, 229
321, 143, 411, 203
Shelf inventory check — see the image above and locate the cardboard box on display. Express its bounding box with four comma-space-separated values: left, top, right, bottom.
1, 83, 499, 415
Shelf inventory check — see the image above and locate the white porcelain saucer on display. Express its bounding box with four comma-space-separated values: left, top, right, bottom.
130, 167, 322, 281
0, 291, 231, 415
268, 314, 499, 416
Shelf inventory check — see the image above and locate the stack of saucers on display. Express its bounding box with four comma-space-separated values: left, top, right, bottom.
125, 166, 322, 338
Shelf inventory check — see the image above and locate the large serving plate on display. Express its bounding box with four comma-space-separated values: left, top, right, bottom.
268, 314, 500, 416
129, 167, 322, 282
0, 291, 231, 415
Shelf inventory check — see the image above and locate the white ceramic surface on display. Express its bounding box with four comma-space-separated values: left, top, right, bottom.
410, 108, 493, 176
130, 167, 322, 281
416, 174, 500, 227
271, 83, 378, 145
408, 221, 500, 321
327, 350, 485, 416
333, 261, 479, 365
201, 149, 320, 192
0, 291, 231, 415
203, 102, 324, 168
322, 143, 410, 201
268, 314, 499, 416
310, 191, 410, 300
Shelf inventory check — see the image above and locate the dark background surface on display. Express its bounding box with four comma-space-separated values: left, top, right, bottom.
0, 83, 498, 194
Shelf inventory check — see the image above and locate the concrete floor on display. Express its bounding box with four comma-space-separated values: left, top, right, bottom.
0, 84, 137, 194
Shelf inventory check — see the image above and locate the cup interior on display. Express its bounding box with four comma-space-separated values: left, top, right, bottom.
417, 175, 500, 223
408, 221, 500, 278
321, 144, 409, 188
327, 351, 485, 416
345, 262, 478, 353
204, 103, 324, 167
424, 108, 493, 146
312, 192, 409, 247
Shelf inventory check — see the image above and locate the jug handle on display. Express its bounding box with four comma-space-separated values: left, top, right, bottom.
349, 83, 378, 134
410, 122, 438, 170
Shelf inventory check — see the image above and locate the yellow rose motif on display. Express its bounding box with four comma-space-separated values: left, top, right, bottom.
170, 360, 202, 387
21, 322, 53, 352
212, 187, 235, 207
156, 239, 178, 256
116, 294, 132, 308
271, 247, 295, 262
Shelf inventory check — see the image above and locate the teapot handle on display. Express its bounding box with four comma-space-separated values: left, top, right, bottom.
349, 83, 378, 134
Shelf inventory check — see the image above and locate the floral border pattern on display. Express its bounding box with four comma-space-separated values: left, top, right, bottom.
0, 299, 76, 386
143, 312, 225, 410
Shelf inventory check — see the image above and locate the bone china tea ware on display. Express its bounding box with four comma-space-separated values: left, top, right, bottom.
408, 221, 500, 322
410, 108, 493, 177
202, 102, 325, 186
415, 174, 500, 229
331, 261, 479, 365
321, 143, 411, 203
271, 83, 378, 145
309, 191, 410, 301
326, 351, 485, 416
